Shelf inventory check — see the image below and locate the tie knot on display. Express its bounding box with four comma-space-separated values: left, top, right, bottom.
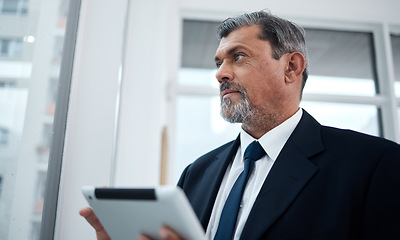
244, 141, 266, 161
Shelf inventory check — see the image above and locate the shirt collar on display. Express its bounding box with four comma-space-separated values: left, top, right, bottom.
240, 108, 303, 162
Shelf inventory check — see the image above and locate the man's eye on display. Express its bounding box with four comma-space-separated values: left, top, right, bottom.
216, 62, 222, 68
234, 54, 244, 61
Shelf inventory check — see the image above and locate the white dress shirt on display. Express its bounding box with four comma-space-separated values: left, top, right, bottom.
205, 109, 303, 240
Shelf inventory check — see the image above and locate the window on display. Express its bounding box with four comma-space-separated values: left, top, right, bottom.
175, 20, 240, 182
0, 0, 72, 239
175, 94, 241, 179
0, 38, 23, 57
392, 32, 400, 134
0, 127, 9, 145
301, 28, 381, 136
174, 19, 399, 182
391, 33, 400, 97
0, 0, 28, 15
0, 176, 3, 197
304, 29, 377, 96
300, 101, 380, 136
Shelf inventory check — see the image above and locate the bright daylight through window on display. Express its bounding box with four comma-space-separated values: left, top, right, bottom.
0, 0, 71, 239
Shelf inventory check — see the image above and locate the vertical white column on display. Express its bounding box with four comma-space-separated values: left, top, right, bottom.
113, 0, 179, 186
53, 0, 128, 239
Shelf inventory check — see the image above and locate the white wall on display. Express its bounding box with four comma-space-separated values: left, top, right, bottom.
55, 0, 400, 239
112, 0, 178, 187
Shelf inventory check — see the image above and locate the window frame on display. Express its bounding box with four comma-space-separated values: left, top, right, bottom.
172, 14, 400, 151
39, 0, 81, 239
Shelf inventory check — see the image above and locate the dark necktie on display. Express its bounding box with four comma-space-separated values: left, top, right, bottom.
214, 141, 266, 240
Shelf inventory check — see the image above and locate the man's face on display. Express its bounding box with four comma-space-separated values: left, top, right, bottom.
214, 25, 289, 128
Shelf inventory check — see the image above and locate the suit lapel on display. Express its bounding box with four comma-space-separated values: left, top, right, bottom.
197, 135, 241, 229
240, 111, 324, 239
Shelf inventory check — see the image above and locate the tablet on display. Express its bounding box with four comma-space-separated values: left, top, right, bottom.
81, 186, 205, 240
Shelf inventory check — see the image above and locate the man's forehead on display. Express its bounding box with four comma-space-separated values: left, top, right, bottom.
219, 25, 262, 44
221, 25, 261, 41
215, 25, 268, 57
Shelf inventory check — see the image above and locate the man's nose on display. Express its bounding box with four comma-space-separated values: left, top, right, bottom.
216, 63, 233, 84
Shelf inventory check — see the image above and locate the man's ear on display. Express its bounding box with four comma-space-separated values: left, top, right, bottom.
285, 52, 306, 83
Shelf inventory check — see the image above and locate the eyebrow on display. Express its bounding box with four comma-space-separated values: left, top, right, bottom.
214, 45, 249, 63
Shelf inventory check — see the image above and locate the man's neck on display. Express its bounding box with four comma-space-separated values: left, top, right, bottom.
241, 107, 300, 139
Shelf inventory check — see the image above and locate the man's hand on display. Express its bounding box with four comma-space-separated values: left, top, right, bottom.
79, 207, 111, 240
137, 226, 183, 240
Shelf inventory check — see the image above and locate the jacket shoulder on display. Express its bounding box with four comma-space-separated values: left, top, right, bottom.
177, 138, 237, 188
319, 126, 400, 163
321, 126, 400, 148
195, 140, 236, 164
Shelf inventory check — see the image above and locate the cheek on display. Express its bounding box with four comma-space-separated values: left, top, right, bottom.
258, 63, 286, 88
237, 62, 284, 103
245, 82, 272, 106
248, 76, 284, 105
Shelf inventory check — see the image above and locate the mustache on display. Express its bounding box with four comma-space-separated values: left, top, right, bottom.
220, 82, 248, 102
220, 82, 245, 92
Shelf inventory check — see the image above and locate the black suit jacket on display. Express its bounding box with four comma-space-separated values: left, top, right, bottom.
177, 110, 400, 240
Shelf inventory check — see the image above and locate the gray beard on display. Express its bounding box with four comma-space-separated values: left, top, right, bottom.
220, 94, 253, 123
219, 82, 279, 133
219, 81, 256, 124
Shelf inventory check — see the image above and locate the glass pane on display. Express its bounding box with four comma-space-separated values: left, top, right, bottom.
304, 29, 377, 96
398, 108, 400, 136
180, 21, 378, 97
178, 68, 218, 88
391, 34, 400, 97
1, 0, 28, 15
0, 38, 23, 57
0, 0, 71, 239
174, 95, 241, 182
300, 101, 380, 136
179, 20, 220, 87
181, 20, 219, 70
304, 75, 376, 96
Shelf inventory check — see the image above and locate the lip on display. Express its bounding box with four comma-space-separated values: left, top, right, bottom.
221, 89, 240, 98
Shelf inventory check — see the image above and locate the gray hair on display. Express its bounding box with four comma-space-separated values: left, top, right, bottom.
217, 10, 309, 91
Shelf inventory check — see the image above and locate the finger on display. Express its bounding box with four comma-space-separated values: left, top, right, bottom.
79, 208, 111, 240
137, 233, 153, 240
159, 226, 182, 240
79, 207, 105, 232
